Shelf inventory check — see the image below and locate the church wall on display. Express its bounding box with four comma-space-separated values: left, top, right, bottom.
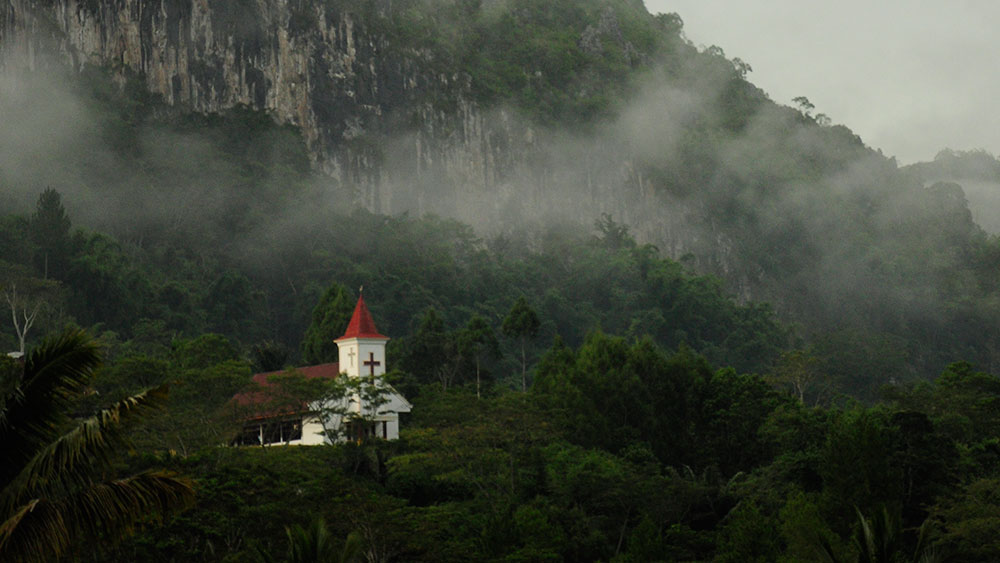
337, 337, 388, 379
299, 416, 329, 445
337, 341, 356, 376
356, 340, 387, 377
385, 418, 400, 441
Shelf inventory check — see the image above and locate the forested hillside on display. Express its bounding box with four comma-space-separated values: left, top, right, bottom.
2, 0, 1000, 561
905, 149, 1000, 233
4, 0, 1000, 386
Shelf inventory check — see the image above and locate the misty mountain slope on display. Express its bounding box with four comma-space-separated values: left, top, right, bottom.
0, 0, 878, 272
0, 0, 677, 212
904, 149, 1000, 233
2, 0, 1000, 386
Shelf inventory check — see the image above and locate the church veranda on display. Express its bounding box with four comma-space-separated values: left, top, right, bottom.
234, 417, 304, 446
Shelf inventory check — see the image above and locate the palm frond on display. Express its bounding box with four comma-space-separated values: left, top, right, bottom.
0, 329, 102, 482
2, 384, 170, 513
0, 498, 70, 563
0, 471, 194, 563
912, 515, 942, 563
0, 329, 194, 562
855, 506, 877, 563
814, 531, 845, 563
339, 531, 364, 563
287, 517, 335, 563
249, 539, 282, 563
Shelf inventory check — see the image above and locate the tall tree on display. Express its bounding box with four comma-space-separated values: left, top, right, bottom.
766, 349, 824, 404
302, 283, 355, 364
502, 297, 540, 392
461, 315, 501, 398
0, 329, 194, 561
399, 308, 464, 391
29, 188, 71, 280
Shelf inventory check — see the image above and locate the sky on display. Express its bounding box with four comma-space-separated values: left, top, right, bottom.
643, 1, 1000, 165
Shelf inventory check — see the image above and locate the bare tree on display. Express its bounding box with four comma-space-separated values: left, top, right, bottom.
4, 284, 42, 355
766, 349, 826, 404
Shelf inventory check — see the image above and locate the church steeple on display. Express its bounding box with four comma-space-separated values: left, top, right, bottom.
336, 293, 387, 341
335, 293, 389, 380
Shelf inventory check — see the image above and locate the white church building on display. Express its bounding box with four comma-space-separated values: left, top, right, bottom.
233, 294, 411, 446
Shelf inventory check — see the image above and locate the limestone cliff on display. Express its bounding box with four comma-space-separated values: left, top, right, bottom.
0, 0, 747, 293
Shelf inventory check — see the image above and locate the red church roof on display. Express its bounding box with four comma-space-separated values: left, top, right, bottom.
232, 362, 341, 420
335, 294, 388, 341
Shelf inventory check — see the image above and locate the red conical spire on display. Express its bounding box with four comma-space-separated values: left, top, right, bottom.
336, 293, 388, 340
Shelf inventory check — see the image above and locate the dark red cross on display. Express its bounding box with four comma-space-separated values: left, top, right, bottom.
363, 352, 381, 376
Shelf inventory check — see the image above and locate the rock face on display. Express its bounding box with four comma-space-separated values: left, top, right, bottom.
0, 0, 731, 286
2, 0, 450, 197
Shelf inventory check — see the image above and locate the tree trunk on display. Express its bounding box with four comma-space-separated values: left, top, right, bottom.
520, 338, 527, 392
6, 285, 40, 354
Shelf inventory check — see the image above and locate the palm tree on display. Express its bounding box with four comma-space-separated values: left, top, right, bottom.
0, 329, 195, 562
816, 505, 942, 563
287, 518, 363, 563
253, 517, 363, 563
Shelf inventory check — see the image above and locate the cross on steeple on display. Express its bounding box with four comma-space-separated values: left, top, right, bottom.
363, 352, 381, 376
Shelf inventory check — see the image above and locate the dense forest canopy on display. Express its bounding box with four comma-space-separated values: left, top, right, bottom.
2, 0, 1000, 560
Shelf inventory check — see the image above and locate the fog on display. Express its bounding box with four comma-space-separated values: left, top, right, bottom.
646, 1, 1000, 166
0, 2, 993, 339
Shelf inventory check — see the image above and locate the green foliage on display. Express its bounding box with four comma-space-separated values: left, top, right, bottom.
65, 231, 151, 330
0, 330, 194, 562
534, 333, 786, 473
779, 491, 846, 562
503, 296, 541, 391
396, 308, 450, 389
819, 409, 900, 533
460, 314, 501, 397
63, 342, 1000, 562
100, 447, 378, 562
204, 271, 264, 339
594, 213, 636, 250
9, 2, 1000, 558
172, 333, 239, 370
251, 340, 291, 373
261, 516, 362, 563
0, 216, 32, 268
302, 283, 355, 364
714, 501, 781, 563
29, 188, 71, 280
932, 478, 1000, 560
3, 185, 789, 382
503, 297, 541, 340
454, 0, 677, 124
